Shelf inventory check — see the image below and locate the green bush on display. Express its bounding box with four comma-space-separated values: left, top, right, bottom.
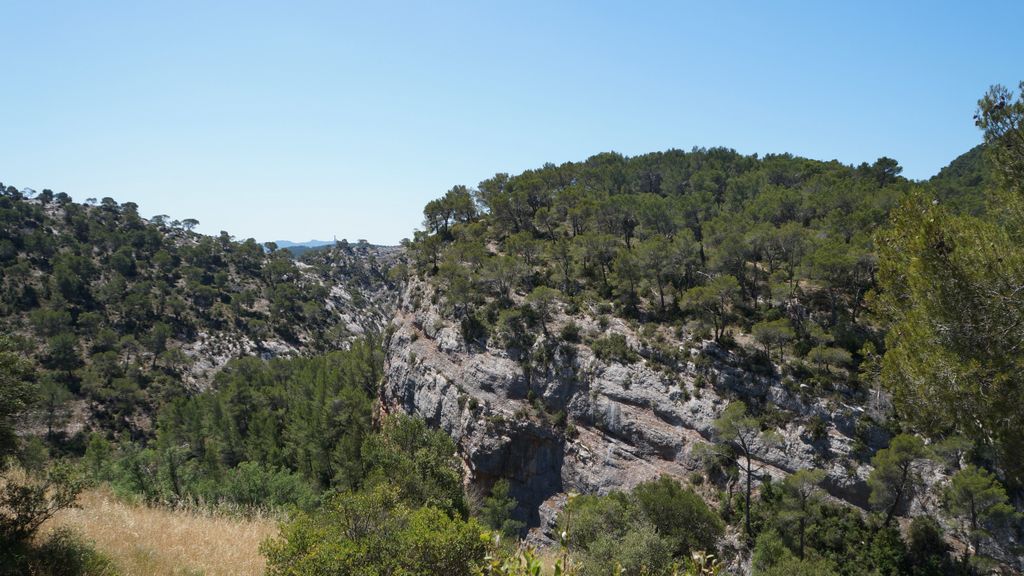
559, 321, 582, 343
633, 475, 723, 558
495, 307, 536, 352
220, 461, 318, 510
558, 477, 721, 575
752, 529, 795, 574
460, 312, 489, 345
479, 479, 525, 538
590, 333, 638, 364
579, 522, 673, 576
560, 492, 643, 551
29, 527, 120, 576
262, 484, 486, 576
906, 516, 955, 576
756, 555, 838, 576
361, 414, 468, 517
0, 463, 84, 546
0, 527, 120, 576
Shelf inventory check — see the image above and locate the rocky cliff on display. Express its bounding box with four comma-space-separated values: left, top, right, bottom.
179, 241, 402, 390
379, 277, 900, 541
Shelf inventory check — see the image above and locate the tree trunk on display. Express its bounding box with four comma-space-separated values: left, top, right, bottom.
884, 466, 909, 526
745, 454, 753, 539
884, 487, 902, 527
799, 517, 805, 559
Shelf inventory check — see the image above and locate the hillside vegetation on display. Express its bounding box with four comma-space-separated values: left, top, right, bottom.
0, 192, 395, 438
405, 144, 984, 392
390, 84, 1021, 573
1, 82, 1023, 576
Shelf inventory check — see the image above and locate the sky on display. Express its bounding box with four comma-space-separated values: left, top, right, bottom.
2, 1, 1022, 245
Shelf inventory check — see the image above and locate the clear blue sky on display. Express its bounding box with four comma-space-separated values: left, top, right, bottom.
2, 1, 1021, 244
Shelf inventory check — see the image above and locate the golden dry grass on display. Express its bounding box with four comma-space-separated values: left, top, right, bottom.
41, 488, 278, 576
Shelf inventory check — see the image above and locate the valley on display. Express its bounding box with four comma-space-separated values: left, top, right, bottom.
3, 87, 1024, 575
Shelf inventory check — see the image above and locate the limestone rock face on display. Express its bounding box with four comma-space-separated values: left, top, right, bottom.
379, 278, 889, 541
379, 276, 1024, 571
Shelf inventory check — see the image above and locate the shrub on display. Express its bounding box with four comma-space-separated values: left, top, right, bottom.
550, 410, 567, 428
579, 522, 673, 576
559, 492, 643, 552
757, 556, 839, 576
558, 478, 722, 575
262, 484, 487, 576
559, 321, 582, 343
221, 461, 318, 511
752, 529, 795, 574
0, 463, 84, 546
0, 526, 120, 576
361, 414, 468, 517
461, 313, 489, 345
806, 346, 852, 374
590, 334, 638, 364
807, 416, 828, 442
906, 516, 955, 576
495, 307, 535, 353
632, 475, 723, 558
480, 479, 525, 538
29, 527, 121, 576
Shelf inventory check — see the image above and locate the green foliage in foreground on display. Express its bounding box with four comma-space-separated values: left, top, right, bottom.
262, 469, 729, 576
262, 417, 484, 576
558, 476, 723, 576
263, 484, 487, 576
0, 463, 84, 545
1, 335, 106, 574
0, 461, 109, 576
478, 546, 726, 576
0, 526, 120, 576
876, 82, 1024, 487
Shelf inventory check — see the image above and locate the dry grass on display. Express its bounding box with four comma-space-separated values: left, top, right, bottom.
41, 488, 278, 576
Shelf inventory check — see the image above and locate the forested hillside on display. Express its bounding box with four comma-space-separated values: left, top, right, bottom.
3, 83, 1024, 576
382, 88, 1022, 573
405, 144, 988, 363
0, 190, 396, 437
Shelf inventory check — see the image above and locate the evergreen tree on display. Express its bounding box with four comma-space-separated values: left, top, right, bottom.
868, 434, 927, 526
714, 401, 780, 539
943, 465, 1015, 563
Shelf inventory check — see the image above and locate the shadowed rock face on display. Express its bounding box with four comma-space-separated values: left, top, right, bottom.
378, 278, 891, 541
377, 275, 1024, 572
378, 297, 568, 530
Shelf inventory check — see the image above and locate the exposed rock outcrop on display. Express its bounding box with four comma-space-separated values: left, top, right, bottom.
379, 278, 892, 543
179, 242, 401, 391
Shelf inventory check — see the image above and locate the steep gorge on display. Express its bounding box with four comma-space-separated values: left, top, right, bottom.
379, 275, 892, 540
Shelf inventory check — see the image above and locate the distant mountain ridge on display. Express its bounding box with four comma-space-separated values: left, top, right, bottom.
272, 239, 401, 259
271, 239, 335, 249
